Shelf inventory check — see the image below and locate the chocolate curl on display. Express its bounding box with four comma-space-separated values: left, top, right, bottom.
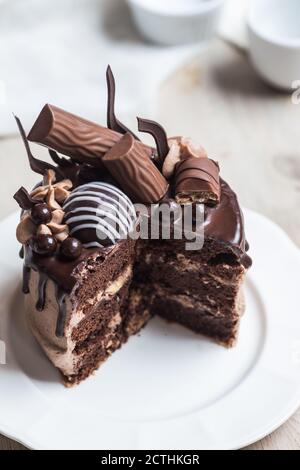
137, 117, 169, 166
14, 187, 37, 210
103, 133, 168, 204
28, 104, 152, 166
106, 65, 140, 140
14, 115, 60, 177
175, 157, 221, 205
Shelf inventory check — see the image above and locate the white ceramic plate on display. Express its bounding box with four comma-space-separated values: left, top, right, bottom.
1, 209, 300, 450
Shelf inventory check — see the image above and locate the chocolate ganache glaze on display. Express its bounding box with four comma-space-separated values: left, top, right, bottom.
205, 179, 251, 268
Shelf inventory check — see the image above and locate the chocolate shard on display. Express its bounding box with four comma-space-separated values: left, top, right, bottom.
106, 65, 140, 140
14, 115, 60, 177
49, 149, 80, 185
102, 133, 168, 204
175, 157, 221, 205
28, 104, 152, 166
49, 149, 73, 168
137, 117, 169, 165
14, 187, 37, 210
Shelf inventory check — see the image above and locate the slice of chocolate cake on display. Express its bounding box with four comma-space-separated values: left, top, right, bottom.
24, 239, 150, 385
14, 67, 251, 385
131, 181, 249, 347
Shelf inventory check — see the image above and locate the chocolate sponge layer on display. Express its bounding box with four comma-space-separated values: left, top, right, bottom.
129, 238, 246, 348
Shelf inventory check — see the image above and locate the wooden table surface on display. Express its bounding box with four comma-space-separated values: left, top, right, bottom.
1, 40, 300, 450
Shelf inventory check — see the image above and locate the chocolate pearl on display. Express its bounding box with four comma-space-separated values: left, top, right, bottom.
60, 237, 82, 260
31, 234, 57, 256
31, 203, 52, 225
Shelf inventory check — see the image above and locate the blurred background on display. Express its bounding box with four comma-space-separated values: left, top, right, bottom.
1, 0, 300, 450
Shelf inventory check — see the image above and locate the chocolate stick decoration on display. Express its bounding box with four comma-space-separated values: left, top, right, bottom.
137, 117, 169, 167
14, 115, 61, 178
103, 133, 168, 204
106, 66, 140, 140
27, 104, 153, 165
14, 187, 37, 210
49, 149, 80, 185
27, 104, 121, 166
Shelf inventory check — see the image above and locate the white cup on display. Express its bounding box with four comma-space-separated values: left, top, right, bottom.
248, 0, 300, 90
127, 0, 225, 46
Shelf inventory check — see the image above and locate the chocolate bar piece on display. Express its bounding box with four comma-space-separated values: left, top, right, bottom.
175, 157, 220, 205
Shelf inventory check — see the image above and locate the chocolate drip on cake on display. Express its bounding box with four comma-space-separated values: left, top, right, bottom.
21, 244, 79, 337
55, 287, 67, 337
36, 272, 48, 311
22, 255, 70, 339
204, 180, 251, 267
22, 265, 31, 294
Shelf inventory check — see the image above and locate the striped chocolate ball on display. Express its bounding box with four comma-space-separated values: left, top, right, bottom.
63, 182, 136, 248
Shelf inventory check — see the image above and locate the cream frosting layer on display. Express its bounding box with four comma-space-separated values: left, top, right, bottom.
25, 265, 132, 377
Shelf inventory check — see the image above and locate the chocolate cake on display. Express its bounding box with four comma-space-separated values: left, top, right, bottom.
14, 67, 252, 386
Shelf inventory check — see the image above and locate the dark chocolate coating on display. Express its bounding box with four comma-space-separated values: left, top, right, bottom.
23, 265, 30, 294
60, 237, 82, 261
36, 272, 48, 311
31, 203, 52, 225
55, 286, 67, 337
31, 234, 57, 256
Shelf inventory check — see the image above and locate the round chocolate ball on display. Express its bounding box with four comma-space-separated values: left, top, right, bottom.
31, 203, 52, 225
31, 234, 57, 256
60, 237, 82, 260
63, 182, 136, 248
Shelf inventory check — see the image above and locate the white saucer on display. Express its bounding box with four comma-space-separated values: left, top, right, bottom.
0, 209, 300, 450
